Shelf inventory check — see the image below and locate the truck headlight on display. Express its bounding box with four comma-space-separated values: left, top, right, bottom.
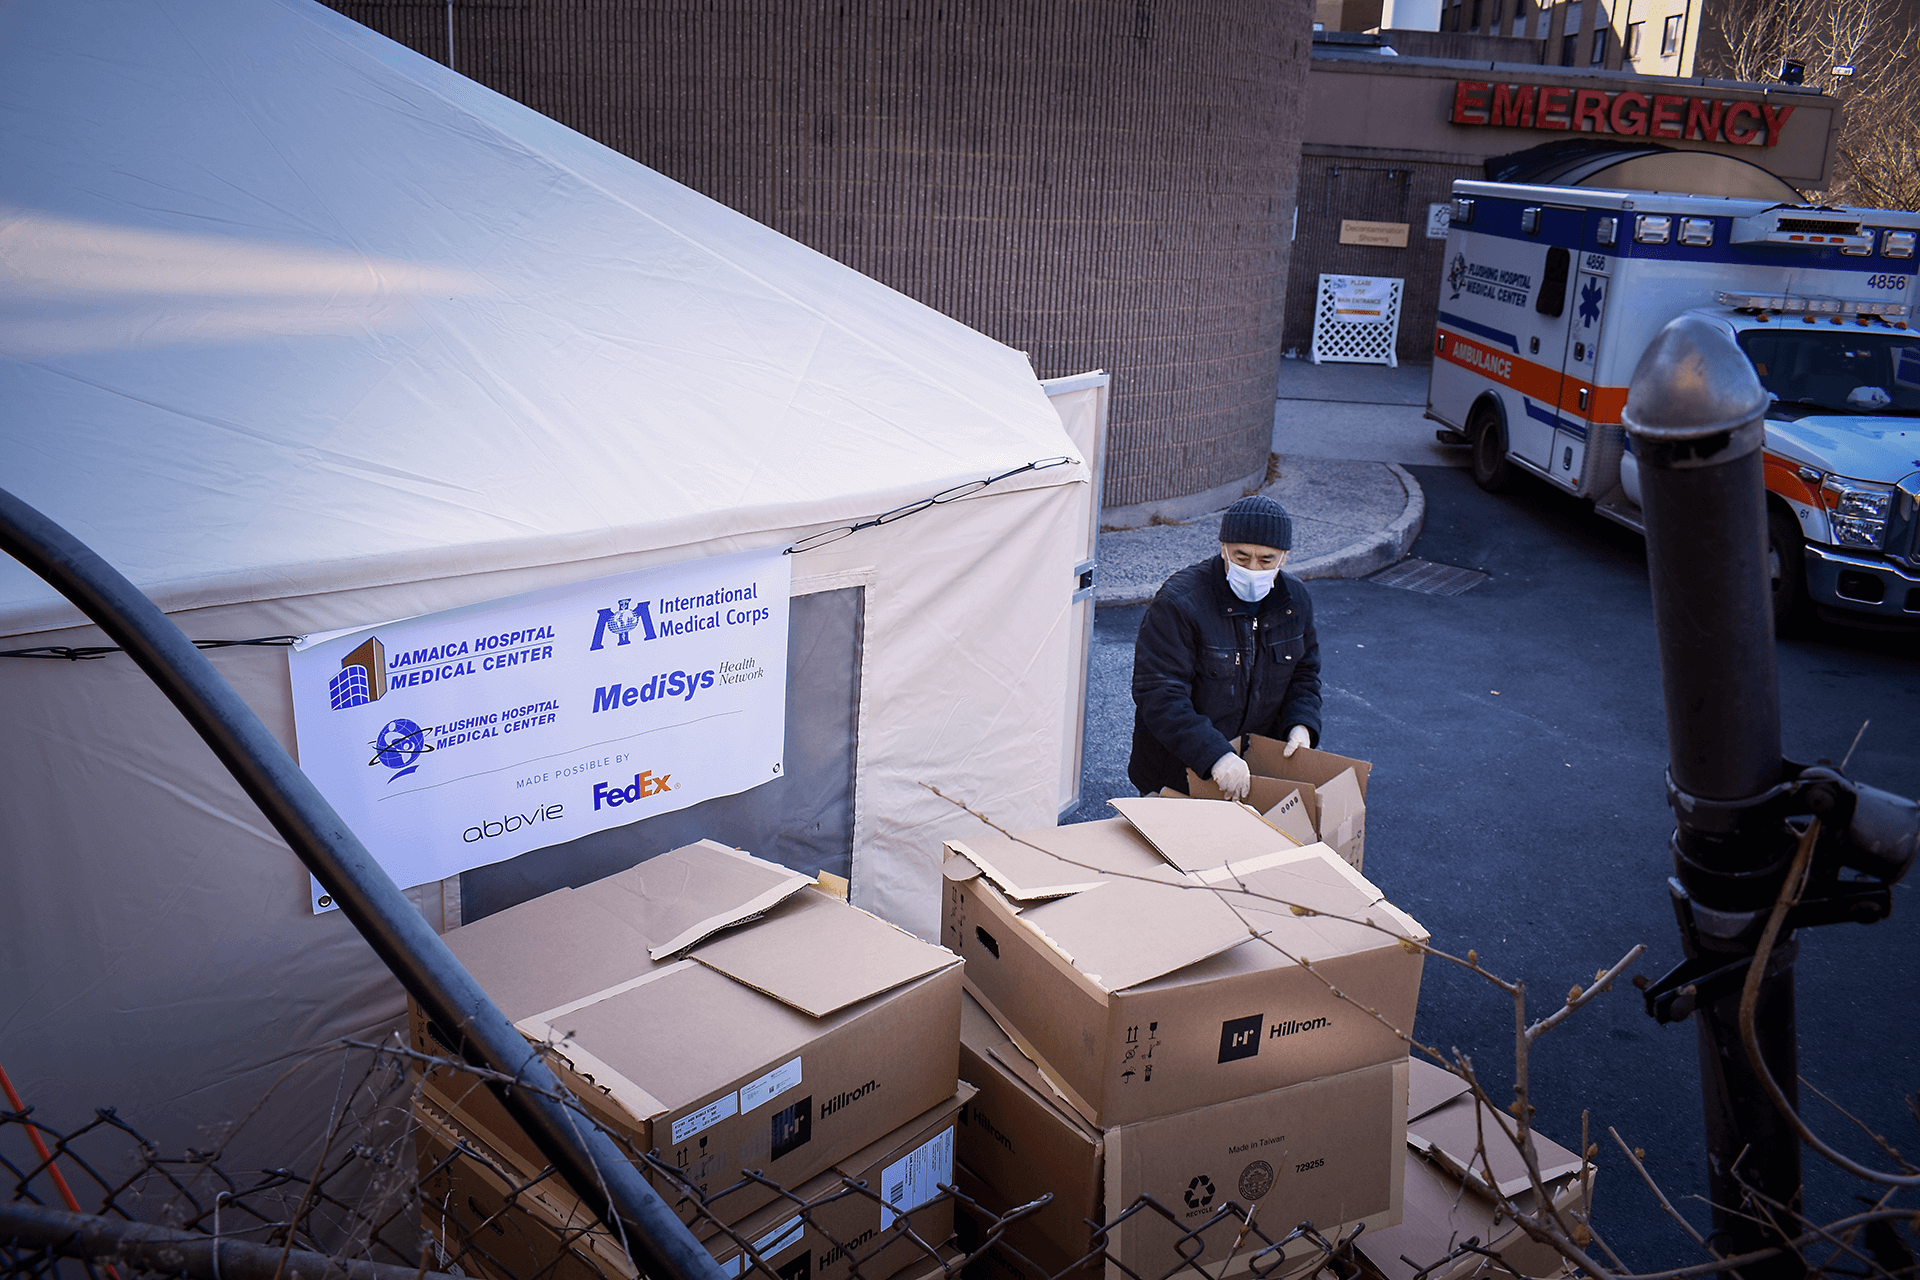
1821, 476, 1894, 548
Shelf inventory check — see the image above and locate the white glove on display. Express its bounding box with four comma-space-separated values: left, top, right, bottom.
1283, 725, 1312, 757
1211, 752, 1252, 801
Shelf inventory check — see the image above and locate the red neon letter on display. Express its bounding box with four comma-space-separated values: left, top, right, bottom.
1452, 81, 1491, 124
1724, 101, 1764, 144
1650, 94, 1686, 139
1610, 91, 1650, 135
1538, 85, 1573, 129
1491, 83, 1538, 128
1761, 103, 1797, 146
1573, 89, 1611, 133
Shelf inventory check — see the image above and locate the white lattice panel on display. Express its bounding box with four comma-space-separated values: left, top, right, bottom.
1310, 274, 1403, 367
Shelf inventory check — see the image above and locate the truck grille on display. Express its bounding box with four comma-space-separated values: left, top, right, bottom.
1775, 217, 1861, 235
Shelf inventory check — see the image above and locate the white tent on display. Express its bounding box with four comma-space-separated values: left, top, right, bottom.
0, 0, 1087, 1166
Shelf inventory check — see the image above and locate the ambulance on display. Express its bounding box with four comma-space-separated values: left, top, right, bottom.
1426, 178, 1920, 627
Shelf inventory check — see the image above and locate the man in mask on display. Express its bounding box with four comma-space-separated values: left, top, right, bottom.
1128, 494, 1321, 799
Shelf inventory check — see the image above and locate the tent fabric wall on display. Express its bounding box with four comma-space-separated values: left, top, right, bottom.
0, 0, 1086, 1171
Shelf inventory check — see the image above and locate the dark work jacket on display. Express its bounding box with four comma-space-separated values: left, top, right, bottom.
1127, 557, 1323, 795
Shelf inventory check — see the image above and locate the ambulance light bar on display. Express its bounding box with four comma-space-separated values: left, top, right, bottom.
1730, 209, 1873, 252
1716, 292, 1910, 318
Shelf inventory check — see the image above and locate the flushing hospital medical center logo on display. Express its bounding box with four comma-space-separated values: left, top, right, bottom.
326, 636, 433, 783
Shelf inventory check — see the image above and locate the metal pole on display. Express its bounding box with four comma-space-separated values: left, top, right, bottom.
0, 1199, 461, 1280
0, 486, 726, 1280
1624, 317, 1803, 1276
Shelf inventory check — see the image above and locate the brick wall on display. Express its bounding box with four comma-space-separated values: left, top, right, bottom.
323, 1, 1311, 508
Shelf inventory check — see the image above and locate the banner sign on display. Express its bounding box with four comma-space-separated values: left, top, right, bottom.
289, 545, 791, 911
1329, 276, 1395, 324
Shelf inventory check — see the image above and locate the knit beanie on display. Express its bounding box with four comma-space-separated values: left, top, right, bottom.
1219, 495, 1292, 551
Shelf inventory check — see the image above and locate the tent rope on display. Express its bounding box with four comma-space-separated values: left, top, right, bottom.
785, 454, 1076, 554
4, 454, 1078, 656
0, 635, 298, 661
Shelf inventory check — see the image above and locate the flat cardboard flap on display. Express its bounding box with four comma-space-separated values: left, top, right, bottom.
1107, 796, 1296, 873
691, 887, 959, 1018
944, 832, 1105, 903
1243, 738, 1372, 798
443, 886, 657, 1024
1409, 1090, 1586, 1198
587, 839, 815, 960
520, 960, 803, 1116
1019, 868, 1253, 992
1407, 1056, 1474, 1123
1226, 849, 1424, 949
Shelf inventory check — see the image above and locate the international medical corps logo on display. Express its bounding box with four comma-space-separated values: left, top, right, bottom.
590, 597, 656, 650
1448, 252, 1468, 301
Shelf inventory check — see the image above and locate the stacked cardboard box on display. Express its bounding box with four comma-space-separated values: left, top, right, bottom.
1352, 1061, 1595, 1280
942, 795, 1428, 1280
418, 1081, 977, 1280
411, 839, 968, 1280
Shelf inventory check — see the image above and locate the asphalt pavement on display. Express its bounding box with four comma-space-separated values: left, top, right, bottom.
1096, 358, 1448, 606
1075, 365, 1920, 1272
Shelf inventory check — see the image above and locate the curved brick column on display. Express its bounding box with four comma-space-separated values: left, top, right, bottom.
328, 1, 1310, 508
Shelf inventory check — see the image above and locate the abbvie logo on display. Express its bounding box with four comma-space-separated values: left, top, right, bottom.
463, 803, 562, 843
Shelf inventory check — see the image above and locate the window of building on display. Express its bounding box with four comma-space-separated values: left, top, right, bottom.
1591, 28, 1608, 63
1662, 13, 1685, 55
1471, 0, 1482, 28
1626, 21, 1644, 57
1563, 31, 1579, 62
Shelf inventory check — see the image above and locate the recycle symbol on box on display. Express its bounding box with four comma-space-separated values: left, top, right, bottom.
1184, 1175, 1215, 1210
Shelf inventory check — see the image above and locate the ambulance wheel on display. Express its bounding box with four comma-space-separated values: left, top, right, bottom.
1767, 505, 1810, 635
1469, 404, 1514, 493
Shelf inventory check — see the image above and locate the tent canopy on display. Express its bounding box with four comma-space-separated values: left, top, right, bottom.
0, 0, 1076, 638
0, 0, 1085, 1168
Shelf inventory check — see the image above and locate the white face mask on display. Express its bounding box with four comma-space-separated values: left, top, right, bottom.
1225, 560, 1280, 603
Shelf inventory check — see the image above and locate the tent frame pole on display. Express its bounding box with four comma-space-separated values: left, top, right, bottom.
0, 486, 726, 1280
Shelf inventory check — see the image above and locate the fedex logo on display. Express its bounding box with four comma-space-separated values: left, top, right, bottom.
593, 770, 672, 809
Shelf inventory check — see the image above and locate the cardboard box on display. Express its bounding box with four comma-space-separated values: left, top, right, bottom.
417, 1095, 635, 1280
1354, 1062, 1594, 1280
419, 1085, 975, 1280
414, 840, 963, 1229
957, 992, 1103, 1263
1101, 1058, 1408, 1280
943, 814, 1425, 1129
1187, 742, 1370, 872
710, 1083, 972, 1280
953, 1164, 1098, 1280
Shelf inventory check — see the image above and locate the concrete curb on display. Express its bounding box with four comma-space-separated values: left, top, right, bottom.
1093, 463, 1425, 608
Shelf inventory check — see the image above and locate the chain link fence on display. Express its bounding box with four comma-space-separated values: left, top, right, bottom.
0, 1037, 1493, 1280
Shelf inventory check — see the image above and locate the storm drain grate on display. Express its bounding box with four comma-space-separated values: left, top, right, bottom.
1366, 558, 1489, 596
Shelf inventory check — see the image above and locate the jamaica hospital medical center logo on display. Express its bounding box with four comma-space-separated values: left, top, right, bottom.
325, 635, 434, 784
